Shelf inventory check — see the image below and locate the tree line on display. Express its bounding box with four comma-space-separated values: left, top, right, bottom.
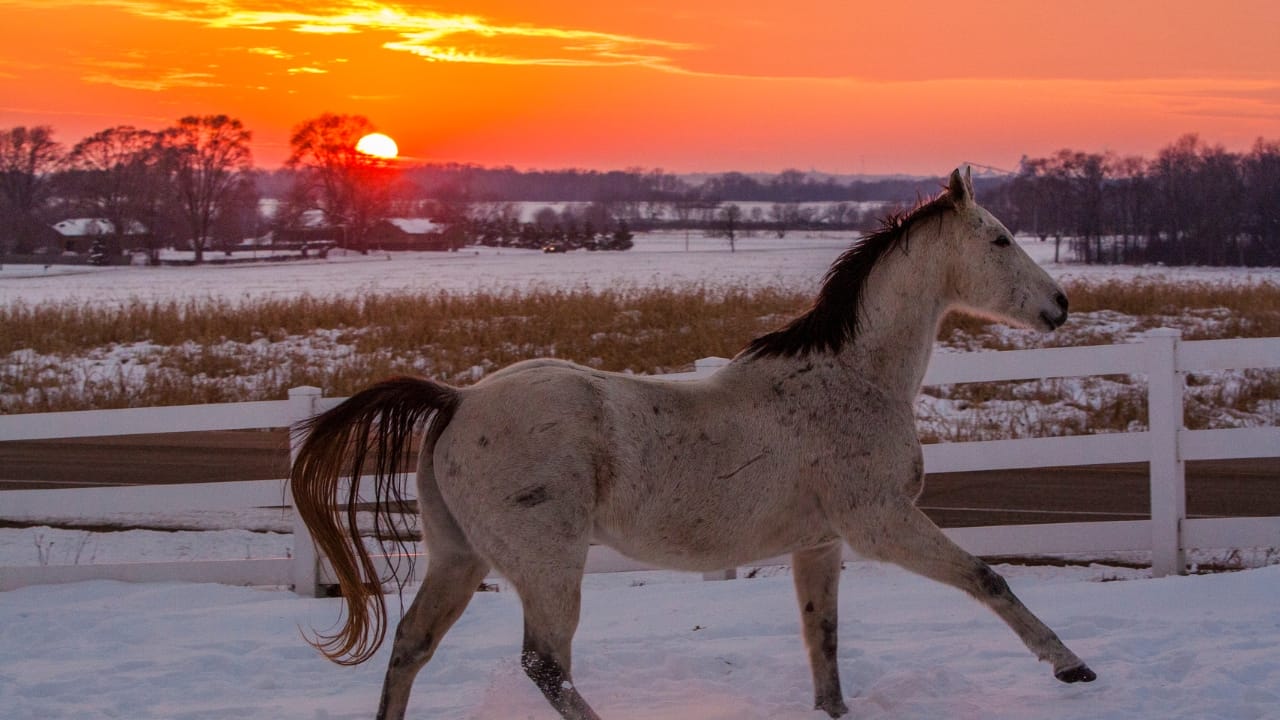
988, 134, 1280, 266
0, 118, 253, 264
0, 114, 934, 264
395, 165, 947, 203
4, 117, 1278, 265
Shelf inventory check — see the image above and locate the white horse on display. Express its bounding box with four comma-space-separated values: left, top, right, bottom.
290, 168, 1093, 719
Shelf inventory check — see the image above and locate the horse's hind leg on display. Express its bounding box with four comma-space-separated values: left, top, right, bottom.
376, 548, 490, 720
377, 446, 492, 720
501, 546, 601, 720
792, 543, 849, 718
848, 504, 1096, 683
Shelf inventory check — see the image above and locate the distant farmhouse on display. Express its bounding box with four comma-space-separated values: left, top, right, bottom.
4, 209, 462, 266
52, 218, 149, 254
267, 209, 336, 255
366, 218, 459, 252
267, 203, 457, 254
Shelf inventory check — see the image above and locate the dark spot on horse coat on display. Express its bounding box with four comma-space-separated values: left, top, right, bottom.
532, 421, 558, 434
593, 461, 614, 496
477, 435, 489, 447
819, 618, 838, 656
974, 564, 1010, 597
509, 485, 550, 508
389, 632, 432, 668
717, 452, 767, 480
788, 363, 815, 379
804, 601, 815, 613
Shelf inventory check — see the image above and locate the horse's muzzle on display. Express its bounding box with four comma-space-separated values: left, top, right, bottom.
1040, 292, 1069, 330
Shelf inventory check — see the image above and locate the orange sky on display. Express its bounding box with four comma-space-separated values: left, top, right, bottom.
1, 0, 1278, 174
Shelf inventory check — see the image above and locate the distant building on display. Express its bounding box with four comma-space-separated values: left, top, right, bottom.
265, 209, 459, 253
366, 218, 459, 251
52, 218, 149, 253
269, 210, 338, 249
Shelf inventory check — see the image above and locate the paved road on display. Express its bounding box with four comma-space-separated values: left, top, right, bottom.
2, 431, 1278, 528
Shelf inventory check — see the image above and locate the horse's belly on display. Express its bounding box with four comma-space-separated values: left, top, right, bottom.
590, 517, 837, 573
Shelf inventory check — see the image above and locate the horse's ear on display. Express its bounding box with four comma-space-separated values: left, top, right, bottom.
948, 167, 974, 205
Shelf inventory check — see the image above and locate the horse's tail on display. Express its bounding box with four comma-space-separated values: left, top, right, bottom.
290, 376, 461, 665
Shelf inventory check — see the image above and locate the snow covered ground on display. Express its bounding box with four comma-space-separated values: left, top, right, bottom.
3, 561, 1278, 720
3, 232, 1280, 719
4, 231, 1279, 309
0, 233, 855, 307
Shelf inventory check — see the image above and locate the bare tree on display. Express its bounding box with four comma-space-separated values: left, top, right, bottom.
0, 125, 64, 253
68, 126, 164, 261
1003, 134, 1277, 266
1243, 138, 1280, 264
822, 202, 854, 229
708, 203, 744, 252
1106, 155, 1149, 264
768, 202, 791, 238
427, 179, 473, 251
211, 175, 262, 255
164, 115, 253, 264
287, 113, 394, 253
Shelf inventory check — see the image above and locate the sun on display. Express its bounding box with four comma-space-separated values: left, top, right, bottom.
355, 133, 398, 159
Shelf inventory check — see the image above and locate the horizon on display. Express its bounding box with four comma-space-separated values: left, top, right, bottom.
2, 1, 1278, 174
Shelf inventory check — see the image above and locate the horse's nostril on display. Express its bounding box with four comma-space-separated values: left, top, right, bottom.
1055, 293, 1069, 312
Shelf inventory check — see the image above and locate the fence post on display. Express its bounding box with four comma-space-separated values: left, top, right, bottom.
288, 386, 323, 596
1145, 329, 1185, 577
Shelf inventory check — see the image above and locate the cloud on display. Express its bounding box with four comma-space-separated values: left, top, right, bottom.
1123, 78, 1280, 121
38, 0, 696, 71
71, 53, 224, 92
245, 46, 292, 59
82, 68, 223, 92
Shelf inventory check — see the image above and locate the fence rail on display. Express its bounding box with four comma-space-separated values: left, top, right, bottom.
2, 332, 1278, 594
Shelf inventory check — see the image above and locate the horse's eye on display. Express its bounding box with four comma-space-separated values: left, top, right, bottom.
992, 235, 1012, 247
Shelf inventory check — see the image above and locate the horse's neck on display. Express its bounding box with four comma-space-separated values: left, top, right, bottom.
836, 242, 949, 401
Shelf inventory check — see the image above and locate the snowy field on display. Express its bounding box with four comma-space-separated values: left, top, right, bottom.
4, 231, 1280, 308
0, 233, 854, 307
3, 232, 1280, 719
3, 562, 1279, 720
5, 230, 1279, 435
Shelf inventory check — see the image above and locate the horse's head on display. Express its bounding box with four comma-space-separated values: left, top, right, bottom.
941, 167, 1068, 332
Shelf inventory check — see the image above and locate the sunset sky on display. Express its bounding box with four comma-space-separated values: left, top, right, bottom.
2, 0, 1278, 174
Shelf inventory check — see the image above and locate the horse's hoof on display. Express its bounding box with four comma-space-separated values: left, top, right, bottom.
1055, 664, 1097, 683
815, 697, 849, 718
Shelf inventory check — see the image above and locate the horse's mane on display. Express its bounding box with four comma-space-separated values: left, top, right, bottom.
743, 190, 957, 359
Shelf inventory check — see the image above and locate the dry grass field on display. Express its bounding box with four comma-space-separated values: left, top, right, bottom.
3, 279, 1279, 439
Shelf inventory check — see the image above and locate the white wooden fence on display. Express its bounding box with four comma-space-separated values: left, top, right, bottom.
1, 331, 1277, 594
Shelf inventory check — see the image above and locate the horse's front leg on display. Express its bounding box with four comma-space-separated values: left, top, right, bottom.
846, 502, 1096, 683
792, 543, 849, 718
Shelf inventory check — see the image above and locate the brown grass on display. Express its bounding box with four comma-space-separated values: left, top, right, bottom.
0, 286, 810, 413
3, 277, 1278, 419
